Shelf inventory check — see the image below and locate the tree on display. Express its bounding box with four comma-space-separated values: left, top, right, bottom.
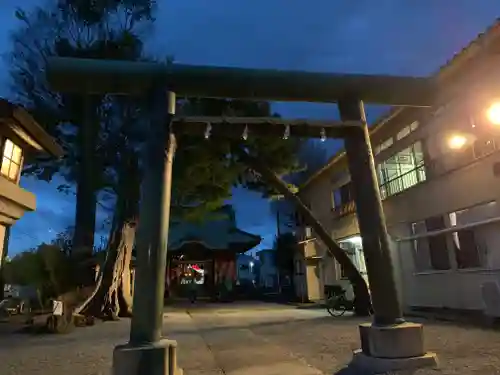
236, 151, 371, 314
164, 98, 372, 314
8, 0, 156, 256
9, 1, 370, 318
270, 140, 329, 231
273, 232, 297, 297
2, 242, 72, 301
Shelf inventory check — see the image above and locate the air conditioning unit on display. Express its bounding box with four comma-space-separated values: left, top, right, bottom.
482, 282, 500, 317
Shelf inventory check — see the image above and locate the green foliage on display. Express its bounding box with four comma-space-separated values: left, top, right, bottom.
172, 98, 304, 221
9, 1, 304, 227
3, 242, 73, 299
8, 0, 154, 183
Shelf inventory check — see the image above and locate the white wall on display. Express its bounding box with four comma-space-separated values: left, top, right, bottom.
386, 149, 500, 311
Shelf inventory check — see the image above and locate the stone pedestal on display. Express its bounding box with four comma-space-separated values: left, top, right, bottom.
112, 339, 183, 375
351, 322, 438, 373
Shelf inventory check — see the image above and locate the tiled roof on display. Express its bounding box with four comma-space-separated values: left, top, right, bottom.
299, 18, 500, 191
168, 208, 261, 252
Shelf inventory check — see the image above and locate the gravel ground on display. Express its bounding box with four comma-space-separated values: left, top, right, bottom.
0, 304, 499, 375
250, 314, 500, 374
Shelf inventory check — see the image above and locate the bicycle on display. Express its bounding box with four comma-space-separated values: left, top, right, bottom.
324, 285, 353, 317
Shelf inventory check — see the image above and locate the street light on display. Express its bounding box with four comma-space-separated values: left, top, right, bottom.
486, 101, 500, 125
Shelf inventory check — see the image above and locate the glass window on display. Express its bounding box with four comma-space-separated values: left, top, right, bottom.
332, 189, 342, 208
1, 139, 22, 182
473, 138, 496, 159
397, 126, 411, 140
332, 182, 352, 209
448, 201, 496, 269
379, 138, 394, 152
377, 141, 426, 199
411, 215, 450, 271
424, 216, 450, 270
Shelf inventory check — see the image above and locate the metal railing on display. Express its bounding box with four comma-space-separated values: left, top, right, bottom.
379, 164, 426, 199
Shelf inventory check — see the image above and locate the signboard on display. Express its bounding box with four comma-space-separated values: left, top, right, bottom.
52, 300, 63, 316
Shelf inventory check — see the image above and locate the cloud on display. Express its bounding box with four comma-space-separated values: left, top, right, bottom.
153, 0, 498, 74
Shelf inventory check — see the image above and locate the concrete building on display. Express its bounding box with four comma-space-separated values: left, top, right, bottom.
0, 99, 63, 265
294, 20, 500, 315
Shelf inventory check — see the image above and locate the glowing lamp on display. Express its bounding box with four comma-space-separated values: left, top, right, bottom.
448, 134, 467, 150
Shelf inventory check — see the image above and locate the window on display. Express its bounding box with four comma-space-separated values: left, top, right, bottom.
377, 141, 426, 199
339, 236, 366, 278
396, 126, 411, 140
411, 215, 450, 271
374, 137, 394, 156
380, 138, 394, 151
448, 202, 496, 269
410, 121, 419, 132
332, 182, 352, 208
374, 122, 419, 155
1, 139, 22, 182
396, 121, 419, 140
425, 216, 450, 270
473, 138, 496, 159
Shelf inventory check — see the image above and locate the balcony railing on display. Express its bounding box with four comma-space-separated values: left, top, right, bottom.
379, 164, 426, 199
332, 200, 356, 219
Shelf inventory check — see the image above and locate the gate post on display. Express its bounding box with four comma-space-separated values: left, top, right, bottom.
112, 90, 181, 375
339, 99, 437, 372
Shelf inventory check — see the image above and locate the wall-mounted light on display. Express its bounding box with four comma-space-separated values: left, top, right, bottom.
283, 124, 290, 140
447, 133, 468, 150
320, 128, 326, 142
204, 123, 212, 139
486, 101, 500, 125
242, 125, 249, 140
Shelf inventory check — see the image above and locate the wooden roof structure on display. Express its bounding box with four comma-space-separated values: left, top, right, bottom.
0, 99, 63, 157
168, 206, 261, 253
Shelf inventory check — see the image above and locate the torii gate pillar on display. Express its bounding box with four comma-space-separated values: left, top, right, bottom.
339, 98, 438, 372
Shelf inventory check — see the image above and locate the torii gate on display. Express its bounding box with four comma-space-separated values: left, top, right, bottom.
47, 57, 438, 374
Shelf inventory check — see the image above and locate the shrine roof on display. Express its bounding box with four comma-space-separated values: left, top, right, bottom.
0, 99, 63, 157
168, 206, 261, 252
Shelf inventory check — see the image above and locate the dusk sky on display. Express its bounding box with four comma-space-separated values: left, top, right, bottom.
0, 0, 498, 254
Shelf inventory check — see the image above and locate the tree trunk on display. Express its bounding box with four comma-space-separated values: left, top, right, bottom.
238, 149, 372, 315
75, 149, 140, 319
72, 96, 99, 287
0, 226, 10, 300
73, 96, 99, 255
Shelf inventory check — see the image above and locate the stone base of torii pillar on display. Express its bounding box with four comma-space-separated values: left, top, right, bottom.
349, 322, 438, 373
113, 339, 183, 375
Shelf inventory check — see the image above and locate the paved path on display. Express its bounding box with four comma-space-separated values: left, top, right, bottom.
1, 302, 500, 374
